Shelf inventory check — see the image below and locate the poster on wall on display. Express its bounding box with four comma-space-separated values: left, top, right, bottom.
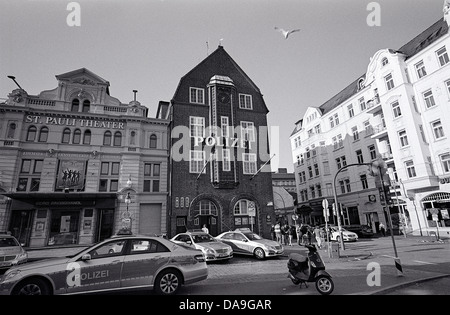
60, 215, 71, 232
441, 209, 450, 220
56, 160, 86, 190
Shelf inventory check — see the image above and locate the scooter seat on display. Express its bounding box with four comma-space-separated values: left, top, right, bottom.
289, 253, 307, 263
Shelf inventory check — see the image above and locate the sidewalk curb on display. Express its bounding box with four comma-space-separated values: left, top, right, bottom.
353, 274, 450, 295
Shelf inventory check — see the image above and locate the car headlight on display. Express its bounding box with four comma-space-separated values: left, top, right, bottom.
2, 269, 21, 282
12, 252, 28, 265
201, 248, 215, 255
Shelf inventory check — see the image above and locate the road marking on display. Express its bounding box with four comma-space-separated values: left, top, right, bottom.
413, 260, 436, 265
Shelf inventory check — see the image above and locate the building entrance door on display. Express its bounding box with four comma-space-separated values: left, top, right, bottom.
96, 209, 114, 242
199, 216, 218, 236
8, 210, 34, 246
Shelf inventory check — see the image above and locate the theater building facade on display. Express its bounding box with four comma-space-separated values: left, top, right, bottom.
163, 46, 276, 238
0, 68, 169, 247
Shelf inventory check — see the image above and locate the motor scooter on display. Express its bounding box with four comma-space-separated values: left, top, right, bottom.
287, 244, 334, 295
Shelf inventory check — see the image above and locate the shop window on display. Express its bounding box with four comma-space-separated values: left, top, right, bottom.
48, 210, 80, 246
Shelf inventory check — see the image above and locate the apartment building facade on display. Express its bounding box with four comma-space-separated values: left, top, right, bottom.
290, 17, 450, 235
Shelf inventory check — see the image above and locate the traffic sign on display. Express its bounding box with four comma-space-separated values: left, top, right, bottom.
248, 201, 256, 217
292, 214, 298, 221
322, 199, 329, 209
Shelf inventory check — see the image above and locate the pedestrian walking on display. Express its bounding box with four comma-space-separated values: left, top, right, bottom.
288, 225, 294, 246
202, 224, 209, 234
270, 224, 276, 241
295, 224, 302, 245
274, 222, 282, 244
300, 224, 308, 245
281, 223, 290, 245
313, 226, 322, 248
379, 222, 386, 237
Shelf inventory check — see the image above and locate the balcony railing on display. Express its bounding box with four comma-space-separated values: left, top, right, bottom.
27, 98, 55, 106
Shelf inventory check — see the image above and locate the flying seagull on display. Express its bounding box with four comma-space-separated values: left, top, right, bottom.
274, 26, 301, 39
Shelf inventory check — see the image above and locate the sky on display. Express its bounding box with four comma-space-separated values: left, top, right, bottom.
0, 0, 446, 172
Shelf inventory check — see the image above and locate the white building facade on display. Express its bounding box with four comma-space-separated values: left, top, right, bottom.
291, 16, 450, 237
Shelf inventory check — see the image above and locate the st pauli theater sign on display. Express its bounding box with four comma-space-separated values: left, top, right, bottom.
25, 114, 125, 129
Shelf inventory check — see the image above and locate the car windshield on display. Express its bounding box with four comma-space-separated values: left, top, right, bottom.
0, 237, 19, 247
192, 234, 215, 243
242, 232, 263, 240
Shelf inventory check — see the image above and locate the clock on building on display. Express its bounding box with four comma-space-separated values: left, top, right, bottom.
218, 92, 230, 104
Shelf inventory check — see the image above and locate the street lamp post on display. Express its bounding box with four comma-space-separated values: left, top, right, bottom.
7, 75, 24, 89
118, 191, 132, 235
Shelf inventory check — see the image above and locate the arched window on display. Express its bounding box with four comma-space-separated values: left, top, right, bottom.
234, 199, 253, 215
38, 127, 48, 142
149, 134, 157, 148
73, 129, 81, 144
83, 130, 91, 144
71, 99, 80, 112
192, 200, 218, 216
113, 131, 122, 146
26, 126, 37, 142
103, 131, 112, 146
130, 131, 136, 145
62, 128, 71, 143
381, 57, 389, 67
7, 123, 16, 138
82, 100, 90, 113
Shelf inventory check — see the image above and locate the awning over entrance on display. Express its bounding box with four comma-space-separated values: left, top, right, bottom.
2, 192, 117, 208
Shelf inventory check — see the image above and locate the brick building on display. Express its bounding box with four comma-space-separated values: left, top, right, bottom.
162, 46, 276, 238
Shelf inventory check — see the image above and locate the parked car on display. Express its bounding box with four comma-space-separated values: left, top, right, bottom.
0, 233, 28, 274
215, 228, 284, 259
343, 225, 375, 238
47, 232, 77, 246
170, 231, 233, 262
329, 226, 358, 242
0, 234, 208, 295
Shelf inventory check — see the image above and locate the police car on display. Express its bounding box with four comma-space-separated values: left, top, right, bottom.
0, 233, 28, 273
0, 234, 208, 295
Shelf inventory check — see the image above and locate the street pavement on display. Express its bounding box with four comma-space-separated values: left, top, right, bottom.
24, 235, 450, 295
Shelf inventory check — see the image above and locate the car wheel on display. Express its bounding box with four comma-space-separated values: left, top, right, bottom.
315, 276, 334, 295
254, 247, 265, 260
13, 278, 51, 295
154, 269, 182, 295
